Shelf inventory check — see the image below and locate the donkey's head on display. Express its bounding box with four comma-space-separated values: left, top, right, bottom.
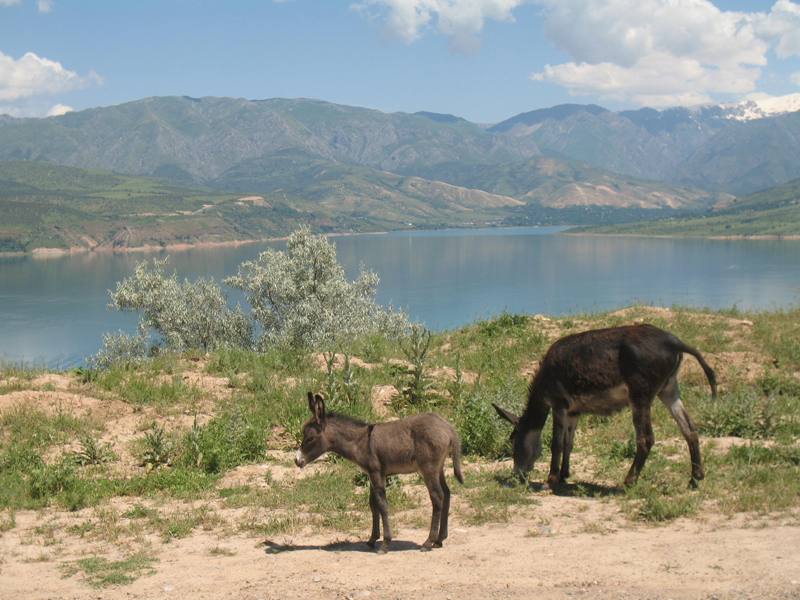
295, 392, 330, 468
492, 403, 543, 480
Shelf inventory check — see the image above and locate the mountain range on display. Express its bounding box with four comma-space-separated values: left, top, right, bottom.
0, 93, 798, 251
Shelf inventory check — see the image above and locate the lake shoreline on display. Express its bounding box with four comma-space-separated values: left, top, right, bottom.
1, 230, 392, 260
9, 225, 800, 259
563, 231, 800, 241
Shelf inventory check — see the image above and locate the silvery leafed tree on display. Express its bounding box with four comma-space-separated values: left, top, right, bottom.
226, 227, 407, 350
226, 227, 408, 397
92, 258, 252, 368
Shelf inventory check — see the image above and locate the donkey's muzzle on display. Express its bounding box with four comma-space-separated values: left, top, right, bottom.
294, 449, 306, 468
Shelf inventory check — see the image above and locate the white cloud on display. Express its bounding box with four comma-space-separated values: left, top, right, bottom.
352, 0, 526, 51
0, 51, 99, 102
0, 0, 21, 6
37, 0, 53, 13
354, 0, 800, 107
46, 103, 72, 116
753, 0, 800, 59
531, 0, 800, 107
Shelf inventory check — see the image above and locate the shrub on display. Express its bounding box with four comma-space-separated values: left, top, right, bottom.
455, 389, 508, 458
225, 226, 407, 350
695, 390, 777, 439
401, 324, 433, 404
72, 435, 115, 467
179, 410, 265, 473
28, 461, 78, 502
140, 423, 173, 470
107, 257, 252, 355
89, 326, 150, 370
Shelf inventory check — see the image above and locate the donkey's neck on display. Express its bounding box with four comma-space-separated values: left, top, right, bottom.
327, 417, 372, 471
522, 387, 551, 431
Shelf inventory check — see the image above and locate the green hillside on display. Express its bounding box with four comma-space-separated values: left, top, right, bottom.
573, 178, 800, 238
0, 160, 525, 253
0, 162, 306, 253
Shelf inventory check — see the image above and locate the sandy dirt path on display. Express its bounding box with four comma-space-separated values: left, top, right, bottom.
4, 515, 799, 599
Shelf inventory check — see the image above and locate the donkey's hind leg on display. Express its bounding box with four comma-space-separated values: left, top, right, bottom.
367, 487, 381, 548
659, 375, 704, 487
434, 469, 450, 548
421, 469, 444, 551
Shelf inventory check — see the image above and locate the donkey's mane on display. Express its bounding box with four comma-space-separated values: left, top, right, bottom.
327, 411, 370, 427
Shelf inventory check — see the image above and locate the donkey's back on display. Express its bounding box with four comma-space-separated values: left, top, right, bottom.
372, 413, 463, 480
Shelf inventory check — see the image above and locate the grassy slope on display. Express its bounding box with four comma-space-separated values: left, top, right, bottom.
0, 161, 302, 252
0, 160, 520, 253
1, 306, 798, 588
573, 178, 800, 237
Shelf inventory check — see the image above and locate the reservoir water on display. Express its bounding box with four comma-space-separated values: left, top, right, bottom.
1, 226, 798, 367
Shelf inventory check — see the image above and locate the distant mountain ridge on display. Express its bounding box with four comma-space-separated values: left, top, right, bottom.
493, 97, 800, 194
0, 94, 798, 214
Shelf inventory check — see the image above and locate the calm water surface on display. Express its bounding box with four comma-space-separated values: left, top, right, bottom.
1, 226, 799, 367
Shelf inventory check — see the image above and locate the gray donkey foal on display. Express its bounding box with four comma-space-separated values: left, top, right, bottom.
295, 392, 464, 553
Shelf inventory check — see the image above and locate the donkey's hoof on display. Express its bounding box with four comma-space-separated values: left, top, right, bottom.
367, 539, 377, 549
688, 477, 700, 490
420, 545, 432, 552
546, 475, 562, 490
376, 544, 389, 555
432, 541, 443, 549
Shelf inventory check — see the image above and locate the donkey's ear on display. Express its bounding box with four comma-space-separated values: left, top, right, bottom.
313, 393, 327, 426
307, 391, 316, 415
492, 403, 519, 425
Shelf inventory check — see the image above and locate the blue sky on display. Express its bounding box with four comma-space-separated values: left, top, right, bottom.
1, 0, 799, 122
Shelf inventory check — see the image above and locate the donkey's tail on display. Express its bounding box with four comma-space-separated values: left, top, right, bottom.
450, 431, 464, 484
673, 340, 718, 400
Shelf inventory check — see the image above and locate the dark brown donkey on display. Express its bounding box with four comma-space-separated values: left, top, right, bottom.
493, 324, 717, 489
295, 392, 464, 553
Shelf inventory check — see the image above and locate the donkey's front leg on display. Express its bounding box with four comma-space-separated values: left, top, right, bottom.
548, 409, 567, 489
559, 415, 578, 481
369, 472, 392, 553
624, 402, 655, 487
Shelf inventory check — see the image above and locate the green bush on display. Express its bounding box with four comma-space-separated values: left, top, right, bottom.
455, 390, 508, 458
140, 423, 173, 469
179, 409, 265, 473
695, 390, 777, 439
28, 461, 77, 502
477, 312, 529, 338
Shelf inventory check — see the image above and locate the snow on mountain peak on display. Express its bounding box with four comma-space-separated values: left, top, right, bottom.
723, 93, 800, 121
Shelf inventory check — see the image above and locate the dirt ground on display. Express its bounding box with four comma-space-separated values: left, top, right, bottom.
2, 309, 799, 599
3, 499, 799, 599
